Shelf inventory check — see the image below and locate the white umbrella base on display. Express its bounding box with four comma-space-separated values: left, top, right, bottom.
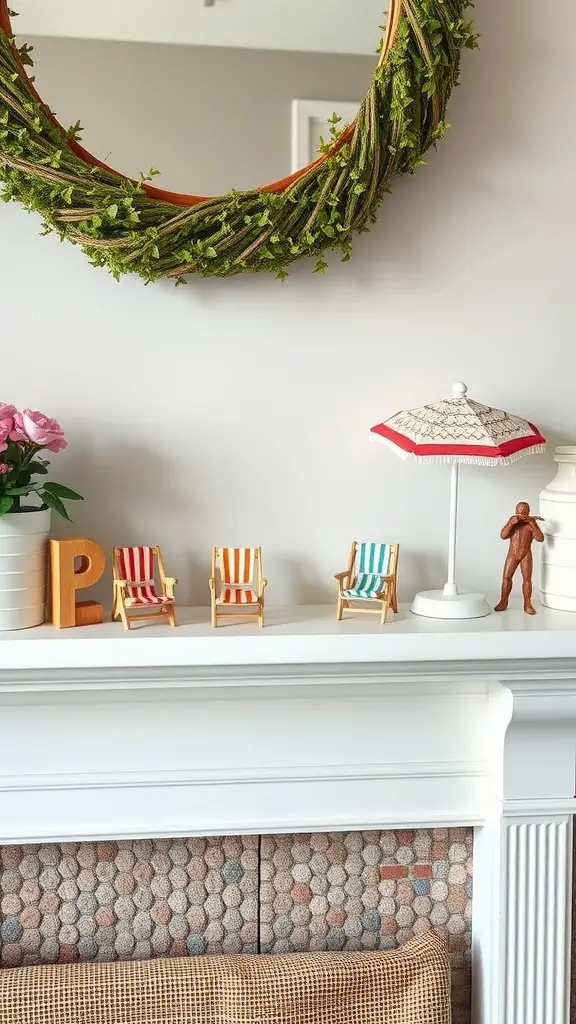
411, 589, 491, 620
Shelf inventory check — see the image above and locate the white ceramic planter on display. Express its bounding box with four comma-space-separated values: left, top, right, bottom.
0, 508, 50, 630
540, 446, 576, 611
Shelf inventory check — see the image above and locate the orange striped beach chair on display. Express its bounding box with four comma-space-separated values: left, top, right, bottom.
209, 547, 267, 628
112, 546, 177, 630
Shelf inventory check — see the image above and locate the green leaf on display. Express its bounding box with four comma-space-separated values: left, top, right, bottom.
4, 485, 38, 496
314, 259, 329, 275
0, 496, 14, 517
65, 120, 83, 141
39, 490, 72, 521
106, 204, 118, 220
28, 461, 49, 475
43, 482, 83, 501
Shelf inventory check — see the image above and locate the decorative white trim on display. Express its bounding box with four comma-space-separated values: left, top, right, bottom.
504, 797, 576, 817
0, 759, 488, 793
0, 812, 488, 849
291, 100, 360, 172
503, 818, 573, 1024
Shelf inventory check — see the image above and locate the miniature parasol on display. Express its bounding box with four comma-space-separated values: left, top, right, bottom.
370, 382, 546, 619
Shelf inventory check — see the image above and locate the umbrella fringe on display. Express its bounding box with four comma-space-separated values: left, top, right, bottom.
410, 445, 546, 466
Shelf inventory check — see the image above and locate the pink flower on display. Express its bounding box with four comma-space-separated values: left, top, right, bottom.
11, 409, 67, 452
0, 463, 10, 474
0, 403, 16, 437
0, 419, 10, 453
0, 403, 16, 421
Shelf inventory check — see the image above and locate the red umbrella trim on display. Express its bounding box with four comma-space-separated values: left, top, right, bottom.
370, 422, 546, 459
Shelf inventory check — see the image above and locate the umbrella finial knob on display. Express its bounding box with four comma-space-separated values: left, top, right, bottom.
451, 381, 467, 399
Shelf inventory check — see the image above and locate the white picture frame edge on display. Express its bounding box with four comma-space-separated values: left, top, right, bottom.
291, 99, 360, 174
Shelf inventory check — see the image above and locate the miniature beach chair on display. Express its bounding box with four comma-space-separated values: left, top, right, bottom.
112, 546, 177, 630
210, 547, 267, 627
335, 541, 399, 625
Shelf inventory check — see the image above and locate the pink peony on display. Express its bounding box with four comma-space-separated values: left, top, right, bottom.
0, 463, 10, 474
11, 409, 67, 452
0, 419, 11, 453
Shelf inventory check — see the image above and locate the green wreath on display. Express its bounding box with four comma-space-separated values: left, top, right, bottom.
0, 1, 477, 283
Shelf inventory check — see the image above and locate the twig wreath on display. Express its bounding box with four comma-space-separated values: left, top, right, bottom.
0, 1, 477, 283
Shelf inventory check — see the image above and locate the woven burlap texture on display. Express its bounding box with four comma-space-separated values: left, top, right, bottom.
0, 932, 450, 1024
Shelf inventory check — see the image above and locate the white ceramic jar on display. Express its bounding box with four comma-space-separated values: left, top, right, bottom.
0, 508, 50, 630
540, 447, 576, 611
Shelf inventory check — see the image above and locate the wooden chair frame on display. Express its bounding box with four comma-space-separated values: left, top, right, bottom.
112, 546, 177, 630
335, 542, 399, 625
209, 547, 267, 628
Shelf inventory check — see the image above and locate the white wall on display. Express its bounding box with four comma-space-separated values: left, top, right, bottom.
16, 0, 384, 56
1, 0, 574, 607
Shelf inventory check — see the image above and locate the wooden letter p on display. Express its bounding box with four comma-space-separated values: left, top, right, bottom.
50, 538, 106, 628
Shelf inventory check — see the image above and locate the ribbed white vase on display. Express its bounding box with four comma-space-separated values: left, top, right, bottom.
0, 508, 50, 630
540, 447, 576, 611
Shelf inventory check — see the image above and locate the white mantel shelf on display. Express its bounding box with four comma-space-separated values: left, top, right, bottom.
0, 602, 574, 1024
2, 603, 576, 674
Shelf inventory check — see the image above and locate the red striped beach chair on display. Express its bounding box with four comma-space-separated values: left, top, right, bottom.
335, 541, 399, 625
112, 546, 177, 630
209, 547, 267, 627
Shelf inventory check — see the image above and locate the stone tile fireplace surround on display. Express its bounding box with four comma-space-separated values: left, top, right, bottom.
0, 830, 473, 1023
0, 606, 574, 1024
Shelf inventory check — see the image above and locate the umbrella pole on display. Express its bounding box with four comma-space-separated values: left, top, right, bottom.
444, 462, 459, 597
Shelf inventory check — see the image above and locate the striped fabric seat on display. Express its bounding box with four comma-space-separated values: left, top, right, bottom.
342, 573, 386, 600
125, 588, 166, 607
342, 544, 392, 601
218, 588, 258, 605
116, 547, 168, 607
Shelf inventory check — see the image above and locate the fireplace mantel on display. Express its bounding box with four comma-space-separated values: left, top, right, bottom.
2, 603, 576, 672
0, 604, 574, 1024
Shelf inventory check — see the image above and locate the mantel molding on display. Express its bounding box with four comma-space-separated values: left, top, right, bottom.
0, 606, 574, 1023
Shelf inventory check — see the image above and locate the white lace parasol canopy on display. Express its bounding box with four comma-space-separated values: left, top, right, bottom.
370, 382, 546, 466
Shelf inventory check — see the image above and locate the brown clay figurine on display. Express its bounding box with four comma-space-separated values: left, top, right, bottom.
495, 502, 544, 615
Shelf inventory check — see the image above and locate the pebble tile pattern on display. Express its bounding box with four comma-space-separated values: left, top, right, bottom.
0, 837, 259, 967
260, 829, 473, 1024
0, 830, 472, 1024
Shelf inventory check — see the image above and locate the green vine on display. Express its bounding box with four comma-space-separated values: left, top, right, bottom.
0, 2, 477, 282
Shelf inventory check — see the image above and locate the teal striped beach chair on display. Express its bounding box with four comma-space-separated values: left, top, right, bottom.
335, 541, 399, 624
